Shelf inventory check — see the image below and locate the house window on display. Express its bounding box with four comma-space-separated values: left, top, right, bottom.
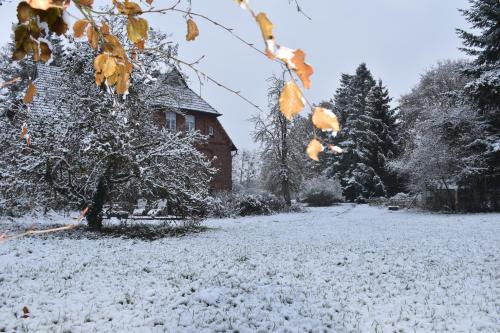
208, 126, 214, 136
186, 114, 196, 131
166, 111, 176, 131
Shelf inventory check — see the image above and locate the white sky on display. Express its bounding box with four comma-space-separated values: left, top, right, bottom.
0, 0, 471, 149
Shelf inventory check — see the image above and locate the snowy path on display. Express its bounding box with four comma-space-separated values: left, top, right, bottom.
1, 205, 499, 332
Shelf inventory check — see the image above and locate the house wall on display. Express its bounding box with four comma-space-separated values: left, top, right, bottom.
156, 110, 234, 192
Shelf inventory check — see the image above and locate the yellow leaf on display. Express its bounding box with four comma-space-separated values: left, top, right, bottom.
279, 81, 305, 120
291, 50, 314, 89
116, 1, 142, 15
312, 107, 340, 133
306, 139, 324, 161
73, 19, 89, 38
23, 82, 37, 104
127, 17, 148, 44
102, 56, 117, 78
93, 53, 108, 72
87, 26, 99, 49
115, 65, 130, 94
255, 13, 274, 50
186, 18, 199, 42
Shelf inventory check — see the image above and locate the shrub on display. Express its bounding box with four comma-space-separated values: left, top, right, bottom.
208, 190, 301, 218
300, 176, 344, 207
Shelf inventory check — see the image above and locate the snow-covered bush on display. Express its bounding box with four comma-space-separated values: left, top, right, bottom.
300, 176, 344, 207
208, 190, 301, 218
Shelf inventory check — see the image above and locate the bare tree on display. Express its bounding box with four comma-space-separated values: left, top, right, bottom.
252, 75, 313, 205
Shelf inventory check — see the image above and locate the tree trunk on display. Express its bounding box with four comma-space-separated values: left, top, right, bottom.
441, 178, 456, 211
86, 175, 108, 230
281, 174, 292, 206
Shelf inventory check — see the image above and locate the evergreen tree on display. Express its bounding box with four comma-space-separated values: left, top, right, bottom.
324, 64, 401, 200
365, 80, 401, 196
457, 0, 500, 110
457, 0, 500, 188
327, 64, 382, 201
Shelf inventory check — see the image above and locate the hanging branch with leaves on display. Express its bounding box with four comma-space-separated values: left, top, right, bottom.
12, 0, 342, 161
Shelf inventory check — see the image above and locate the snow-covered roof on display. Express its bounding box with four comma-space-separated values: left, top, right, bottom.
152, 68, 221, 116
31, 64, 221, 116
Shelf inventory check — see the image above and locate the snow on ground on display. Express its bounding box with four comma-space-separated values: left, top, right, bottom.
0, 204, 499, 333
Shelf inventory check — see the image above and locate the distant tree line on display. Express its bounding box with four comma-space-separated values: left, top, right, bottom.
244, 0, 499, 211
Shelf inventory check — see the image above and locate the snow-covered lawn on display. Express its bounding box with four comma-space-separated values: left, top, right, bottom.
1, 205, 499, 332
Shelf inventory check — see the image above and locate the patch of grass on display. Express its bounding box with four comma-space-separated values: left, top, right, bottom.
28, 223, 212, 241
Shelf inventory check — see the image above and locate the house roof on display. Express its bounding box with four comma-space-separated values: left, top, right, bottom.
32, 64, 221, 116
152, 68, 221, 116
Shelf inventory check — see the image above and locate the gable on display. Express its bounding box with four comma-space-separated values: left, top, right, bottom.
150, 68, 221, 116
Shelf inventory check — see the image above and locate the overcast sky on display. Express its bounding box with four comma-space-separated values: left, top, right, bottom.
0, 0, 472, 150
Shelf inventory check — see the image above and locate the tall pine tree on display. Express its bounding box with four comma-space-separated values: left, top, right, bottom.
365, 80, 401, 196
457, 0, 500, 200
325, 64, 400, 200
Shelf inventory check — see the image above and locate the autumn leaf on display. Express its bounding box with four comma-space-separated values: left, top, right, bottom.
115, 64, 130, 94
21, 306, 30, 318
186, 19, 199, 42
78, 0, 94, 7
127, 17, 148, 44
23, 83, 37, 104
87, 26, 99, 49
17, 2, 33, 22
26, 0, 52, 10
116, 1, 142, 15
275, 48, 314, 89
73, 19, 89, 38
256, 13, 275, 53
291, 50, 313, 89
102, 56, 117, 77
145, 0, 153, 5
312, 107, 340, 133
279, 81, 305, 120
306, 139, 324, 161
101, 21, 110, 35
40, 42, 52, 63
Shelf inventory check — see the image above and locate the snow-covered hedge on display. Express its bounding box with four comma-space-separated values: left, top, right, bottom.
300, 176, 344, 207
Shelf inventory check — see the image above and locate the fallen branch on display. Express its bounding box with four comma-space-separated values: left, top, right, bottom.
0, 207, 89, 243
0, 77, 21, 88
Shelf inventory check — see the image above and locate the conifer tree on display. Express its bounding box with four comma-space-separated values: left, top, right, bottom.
457, 0, 500, 186
365, 80, 401, 196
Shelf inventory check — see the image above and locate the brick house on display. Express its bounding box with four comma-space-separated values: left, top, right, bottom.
32, 64, 237, 192
150, 68, 237, 191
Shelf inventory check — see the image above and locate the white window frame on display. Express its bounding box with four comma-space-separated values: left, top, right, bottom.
186, 114, 196, 132
166, 111, 176, 131
208, 126, 214, 136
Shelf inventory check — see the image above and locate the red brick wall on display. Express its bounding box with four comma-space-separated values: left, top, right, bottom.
156, 110, 234, 191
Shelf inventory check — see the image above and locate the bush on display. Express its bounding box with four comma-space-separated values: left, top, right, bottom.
300, 176, 344, 207
208, 190, 302, 218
